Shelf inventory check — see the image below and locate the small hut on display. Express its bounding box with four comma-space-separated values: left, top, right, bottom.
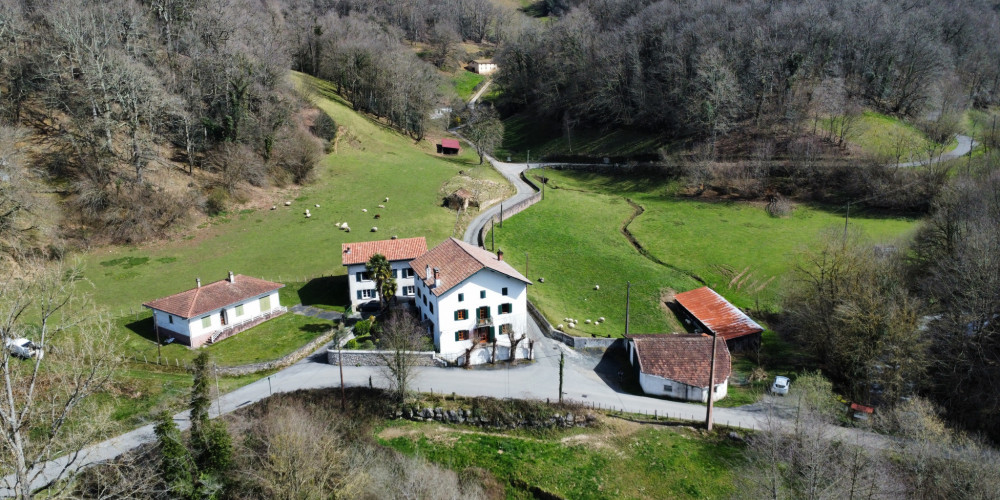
444, 188, 477, 211
437, 138, 461, 155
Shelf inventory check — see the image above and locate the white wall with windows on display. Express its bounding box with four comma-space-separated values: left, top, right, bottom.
347, 261, 419, 308
414, 269, 530, 364
636, 371, 728, 402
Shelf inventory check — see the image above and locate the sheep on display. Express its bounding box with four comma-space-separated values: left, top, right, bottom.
371, 226, 378, 232
284, 201, 291, 206
557, 324, 564, 330
344, 226, 351, 232
315, 204, 320, 208
566, 323, 574, 329
362, 208, 368, 213
304, 210, 310, 215
564, 318, 570, 322
391, 235, 398, 239
585, 319, 592, 324
270, 205, 276, 210
599, 317, 606, 322
305, 213, 311, 218
378, 204, 385, 208
594, 285, 600, 290
384, 197, 389, 202
538, 277, 545, 283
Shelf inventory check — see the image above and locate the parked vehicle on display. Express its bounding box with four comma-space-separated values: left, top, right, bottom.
6, 338, 43, 359
770, 376, 790, 395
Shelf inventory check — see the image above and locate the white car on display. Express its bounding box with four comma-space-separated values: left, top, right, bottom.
771, 376, 790, 396
6, 338, 43, 359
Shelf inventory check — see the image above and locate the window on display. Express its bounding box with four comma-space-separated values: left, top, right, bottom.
422, 295, 427, 305
358, 289, 375, 299
401, 268, 414, 278
498, 303, 512, 314
429, 303, 434, 313
416, 287, 421, 298
392, 269, 399, 279
502, 287, 508, 296
455, 330, 470, 341
201, 316, 211, 328
663, 385, 673, 393
403, 286, 415, 296
455, 309, 468, 320
500, 323, 513, 335
477, 306, 489, 320
355, 271, 371, 282
458, 293, 464, 302
235, 304, 244, 317
168, 315, 173, 324
480, 290, 486, 299
260, 295, 271, 311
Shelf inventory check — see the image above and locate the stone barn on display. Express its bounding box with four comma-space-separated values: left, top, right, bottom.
444, 188, 478, 211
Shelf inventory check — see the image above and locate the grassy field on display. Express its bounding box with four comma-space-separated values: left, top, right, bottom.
450, 70, 487, 101
821, 111, 954, 160
490, 169, 919, 338
494, 112, 672, 162
379, 418, 740, 499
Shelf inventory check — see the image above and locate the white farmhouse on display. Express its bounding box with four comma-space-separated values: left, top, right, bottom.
624, 334, 731, 402
143, 272, 286, 348
469, 59, 497, 74
342, 237, 427, 311
410, 238, 532, 365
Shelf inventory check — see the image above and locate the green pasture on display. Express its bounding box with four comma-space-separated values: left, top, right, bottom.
495, 112, 671, 162
821, 111, 954, 160
491, 169, 918, 337
449, 70, 486, 101
380, 420, 740, 499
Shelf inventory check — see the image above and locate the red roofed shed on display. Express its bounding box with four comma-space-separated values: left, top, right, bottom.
674, 286, 763, 352
437, 138, 461, 155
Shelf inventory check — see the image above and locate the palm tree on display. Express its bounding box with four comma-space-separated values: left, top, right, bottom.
366, 253, 397, 311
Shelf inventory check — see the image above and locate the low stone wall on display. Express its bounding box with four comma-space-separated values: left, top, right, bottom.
391, 406, 596, 430
216, 329, 335, 376
327, 349, 441, 367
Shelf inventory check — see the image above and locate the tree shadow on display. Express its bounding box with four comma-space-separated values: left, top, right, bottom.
297, 276, 348, 308
300, 323, 332, 334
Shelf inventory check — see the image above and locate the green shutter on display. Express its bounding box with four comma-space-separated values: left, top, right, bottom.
260, 295, 271, 311
497, 305, 502, 315
454, 310, 459, 321
454, 331, 461, 341
201, 316, 211, 328
235, 304, 244, 317
488, 326, 496, 342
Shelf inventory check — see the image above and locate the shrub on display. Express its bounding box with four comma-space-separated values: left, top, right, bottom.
310, 111, 337, 141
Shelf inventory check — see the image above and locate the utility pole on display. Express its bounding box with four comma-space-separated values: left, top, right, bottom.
625, 281, 631, 337
500, 203, 503, 228
337, 327, 346, 411
706, 331, 718, 431
558, 352, 564, 403
491, 219, 495, 251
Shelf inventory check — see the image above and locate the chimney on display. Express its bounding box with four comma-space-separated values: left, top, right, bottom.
425, 265, 431, 281
497, 250, 504, 261
345, 247, 351, 255
196, 278, 201, 288
433, 267, 441, 288
228, 271, 235, 283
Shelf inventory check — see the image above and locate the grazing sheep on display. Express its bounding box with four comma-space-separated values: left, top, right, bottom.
371, 226, 378, 232
284, 201, 291, 206
304, 210, 310, 215
384, 197, 389, 202
594, 285, 600, 290
305, 213, 311, 218
557, 324, 564, 330
391, 235, 398, 239
378, 204, 385, 208
315, 204, 320, 208
362, 208, 367, 213
344, 226, 350, 232
585, 319, 592, 324
567, 323, 574, 329
270, 205, 276, 210
564, 318, 569, 322
599, 317, 606, 322
538, 277, 545, 283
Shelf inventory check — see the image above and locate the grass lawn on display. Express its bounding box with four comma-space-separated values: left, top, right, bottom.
379, 419, 740, 499
820, 110, 955, 160
494, 112, 672, 162
450, 70, 486, 101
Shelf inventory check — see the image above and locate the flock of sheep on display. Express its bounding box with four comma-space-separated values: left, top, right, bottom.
557, 315, 606, 331
271, 196, 391, 234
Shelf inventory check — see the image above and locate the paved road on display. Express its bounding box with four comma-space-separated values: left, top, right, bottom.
290, 304, 343, 322
897, 134, 975, 167
468, 79, 492, 107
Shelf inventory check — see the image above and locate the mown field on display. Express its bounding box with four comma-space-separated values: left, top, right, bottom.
820, 110, 956, 160
70, 72, 513, 429
490, 169, 919, 337
379, 418, 741, 499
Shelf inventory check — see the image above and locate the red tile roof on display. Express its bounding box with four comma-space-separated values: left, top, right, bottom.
627, 334, 731, 387
440, 138, 461, 150
409, 238, 531, 296
674, 287, 763, 341
341, 237, 428, 266
143, 275, 283, 319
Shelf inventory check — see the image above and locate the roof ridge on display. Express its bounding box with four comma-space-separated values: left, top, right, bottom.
186, 285, 200, 317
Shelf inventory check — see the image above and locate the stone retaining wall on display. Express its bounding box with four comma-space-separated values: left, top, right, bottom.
327, 349, 441, 367
391, 406, 596, 430
526, 300, 621, 350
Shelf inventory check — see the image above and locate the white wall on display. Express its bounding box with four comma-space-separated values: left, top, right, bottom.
347, 261, 419, 307
415, 268, 528, 362
637, 372, 728, 402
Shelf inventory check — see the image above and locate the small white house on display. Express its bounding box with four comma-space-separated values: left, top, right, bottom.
625, 334, 731, 402
342, 237, 428, 310
470, 59, 497, 74
143, 273, 285, 348
410, 238, 532, 365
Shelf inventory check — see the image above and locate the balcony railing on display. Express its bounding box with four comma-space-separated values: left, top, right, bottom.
210, 306, 288, 344
475, 315, 493, 327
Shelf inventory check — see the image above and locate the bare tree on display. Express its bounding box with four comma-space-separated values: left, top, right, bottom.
463, 106, 504, 165
375, 311, 425, 402
0, 261, 119, 499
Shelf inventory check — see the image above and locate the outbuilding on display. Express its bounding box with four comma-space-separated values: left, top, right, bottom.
625, 333, 731, 402
143, 272, 285, 348
444, 188, 478, 211
469, 59, 497, 75
674, 286, 763, 352
437, 138, 461, 155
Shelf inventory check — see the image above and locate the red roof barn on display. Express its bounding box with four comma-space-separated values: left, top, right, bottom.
437, 138, 461, 155
674, 286, 763, 351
